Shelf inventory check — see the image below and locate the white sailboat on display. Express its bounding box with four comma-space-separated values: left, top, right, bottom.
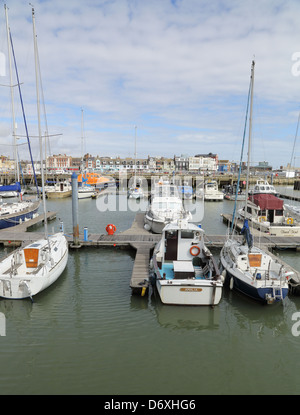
0, 5, 41, 226
0, 6, 68, 300
219, 61, 291, 305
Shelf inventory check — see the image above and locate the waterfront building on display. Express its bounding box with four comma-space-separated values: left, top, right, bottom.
47, 154, 72, 172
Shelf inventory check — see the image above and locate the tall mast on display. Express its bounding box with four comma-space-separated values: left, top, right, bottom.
31, 6, 48, 238
4, 5, 19, 183
245, 60, 255, 213
81, 108, 84, 172
134, 125, 137, 185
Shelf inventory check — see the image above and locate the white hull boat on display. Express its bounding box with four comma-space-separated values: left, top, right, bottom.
0, 232, 68, 299
249, 178, 279, 197
237, 193, 300, 236
144, 180, 191, 233
204, 180, 224, 201
0, 6, 70, 300
78, 186, 96, 199
46, 181, 72, 199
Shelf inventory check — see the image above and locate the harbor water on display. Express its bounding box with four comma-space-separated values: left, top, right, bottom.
0, 186, 300, 395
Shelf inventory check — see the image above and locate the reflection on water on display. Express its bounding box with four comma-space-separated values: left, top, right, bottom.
0, 195, 300, 394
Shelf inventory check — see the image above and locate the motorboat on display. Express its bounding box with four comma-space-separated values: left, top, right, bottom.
223, 183, 245, 201
78, 184, 96, 199
144, 179, 192, 233
237, 193, 300, 236
150, 219, 223, 305
220, 60, 291, 304
204, 180, 224, 201
249, 178, 279, 197
46, 180, 72, 199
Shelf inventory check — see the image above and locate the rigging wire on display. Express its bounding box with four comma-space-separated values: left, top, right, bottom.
230, 75, 252, 235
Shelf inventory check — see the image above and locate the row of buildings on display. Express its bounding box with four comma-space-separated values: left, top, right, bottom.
45, 153, 275, 174
40, 153, 226, 173
0, 153, 274, 175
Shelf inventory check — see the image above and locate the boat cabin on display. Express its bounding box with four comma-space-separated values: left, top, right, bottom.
249, 179, 278, 196
163, 224, 204, 263
245, 194, 288, 225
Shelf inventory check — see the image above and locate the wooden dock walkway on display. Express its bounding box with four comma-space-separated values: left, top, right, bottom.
0, 211, 56, 247
221, 213, 300, 249
0, 210, 300, 296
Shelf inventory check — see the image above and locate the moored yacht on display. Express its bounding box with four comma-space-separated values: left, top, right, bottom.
46, 180, 72, 199
144, 179, 191, 233
150, 219, 223, 305
220, 60, 291, 304
249, 178, 279, 197
237, 193, 300, 236
204, 180, 224, 201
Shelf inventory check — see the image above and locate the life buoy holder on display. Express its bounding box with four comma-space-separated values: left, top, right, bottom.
106, 224, 116, 235
190, 245, 200, 256
287, 217, 294, 225
259, 216, 266, 222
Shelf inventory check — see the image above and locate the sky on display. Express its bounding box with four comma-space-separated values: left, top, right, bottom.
0, 0, 300, 169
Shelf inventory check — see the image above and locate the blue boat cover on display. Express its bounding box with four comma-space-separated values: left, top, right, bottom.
241, 219, 253, 249
0, 182, 21, 193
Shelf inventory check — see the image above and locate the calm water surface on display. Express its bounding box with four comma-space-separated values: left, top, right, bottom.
0, 187, 300, 395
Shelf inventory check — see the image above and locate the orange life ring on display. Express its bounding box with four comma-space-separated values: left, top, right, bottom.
106, 224, 116, 235
190, 245, 200, 256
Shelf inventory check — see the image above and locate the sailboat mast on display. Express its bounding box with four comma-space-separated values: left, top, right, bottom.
31, 6, 48, 238
81, 108, 84, 172
245, 60, 255, 211
134, 125, 137, 185
4, 5, 19, 183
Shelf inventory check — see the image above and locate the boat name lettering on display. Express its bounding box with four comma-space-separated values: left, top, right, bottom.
180, 287, 202, 292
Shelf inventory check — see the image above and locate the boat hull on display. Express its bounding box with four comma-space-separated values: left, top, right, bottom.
144, 214, 166, 233
0, 200, 40, 230
78, 189, 95, 199
219, 243, 289, 304
204, 193, 224, 201
223, 268, 288, 304
46, 190, 72, 199
156, 279, 222, 306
